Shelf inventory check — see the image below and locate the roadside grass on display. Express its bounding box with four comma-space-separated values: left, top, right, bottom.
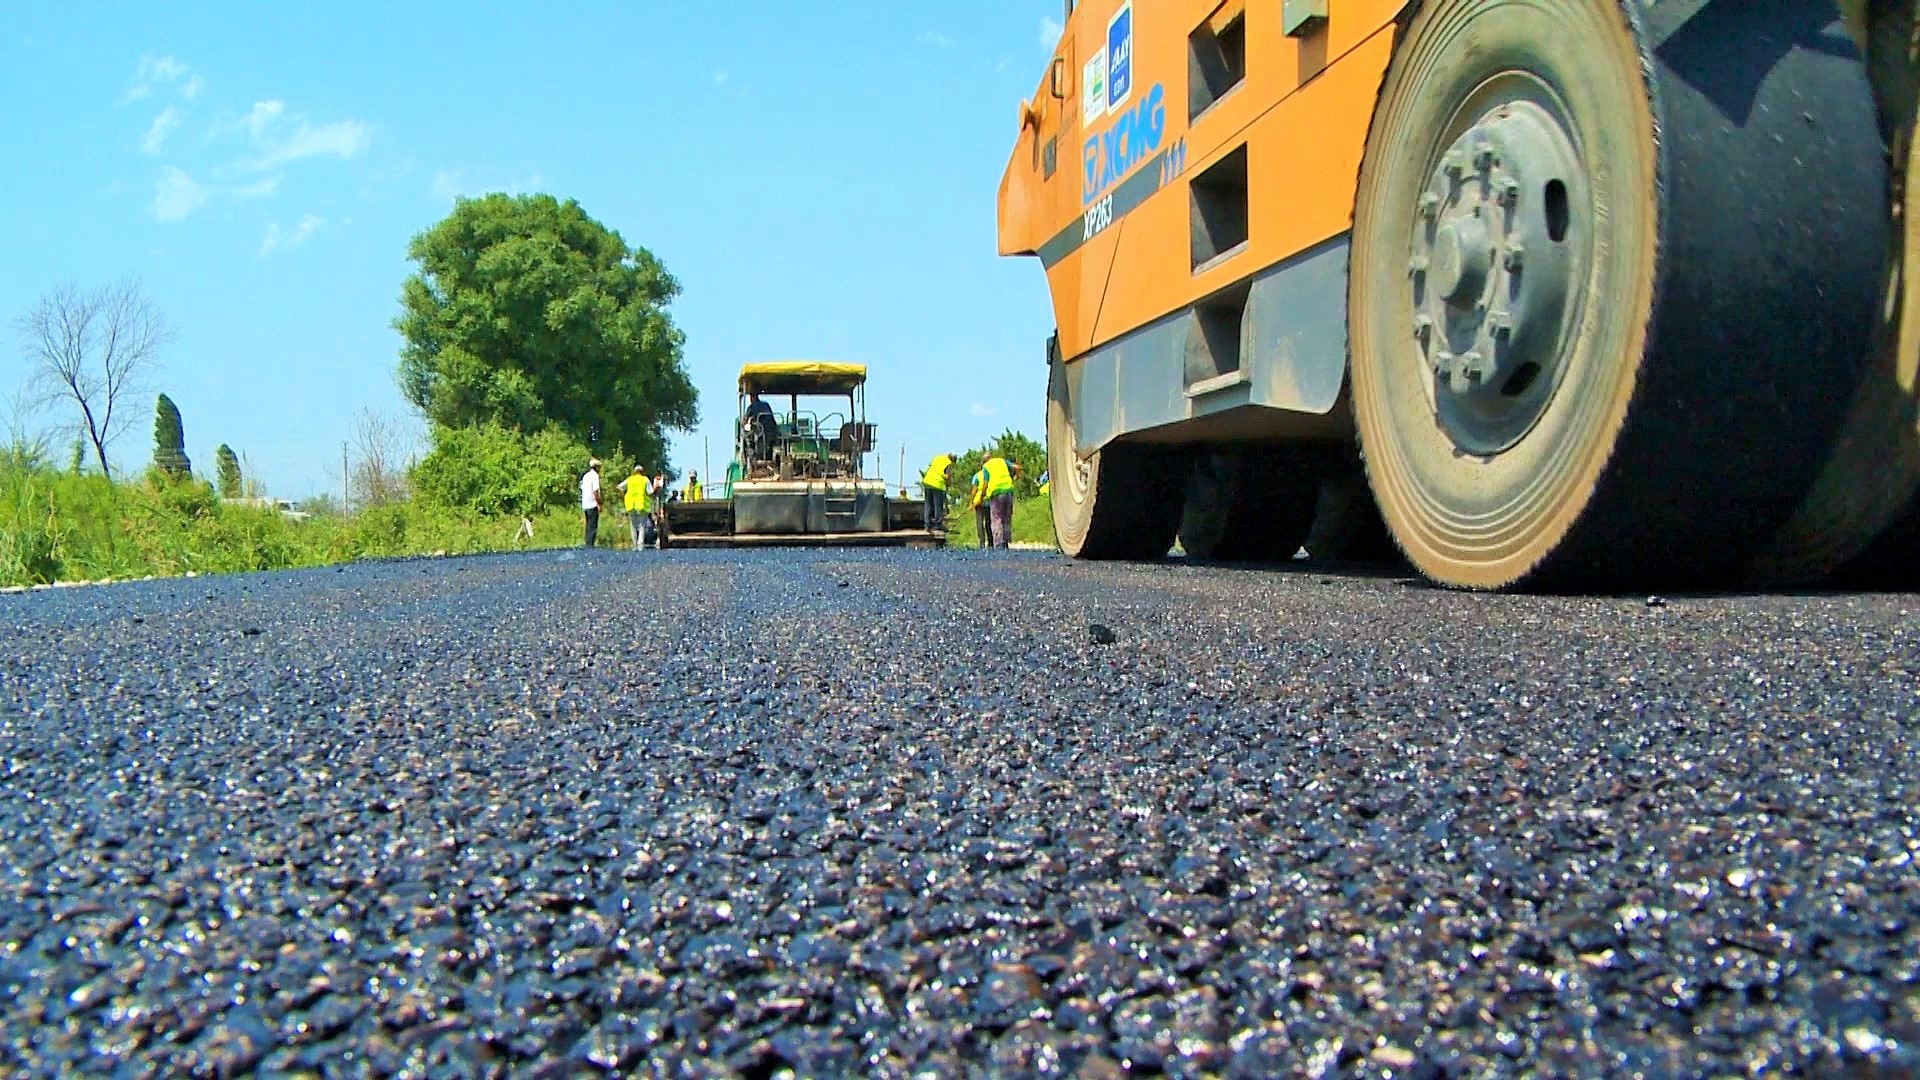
0, 462, 633, 587
0, 456, 1060, 586
946, 493, 1056, 549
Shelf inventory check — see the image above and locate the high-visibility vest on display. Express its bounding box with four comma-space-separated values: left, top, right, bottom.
687, 481, 703, 502
983, 456, 1015, 496
624, 478, 649, 513
970, 473, 986, 508
922, 454, 953, 491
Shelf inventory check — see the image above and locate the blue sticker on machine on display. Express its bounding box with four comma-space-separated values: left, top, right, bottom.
1106, 2, 1133, 111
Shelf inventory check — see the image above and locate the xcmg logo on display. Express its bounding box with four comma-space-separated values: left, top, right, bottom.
1082, 82, 1165, 204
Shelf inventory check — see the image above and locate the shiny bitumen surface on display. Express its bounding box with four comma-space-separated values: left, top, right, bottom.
1, 547, 1916, 1075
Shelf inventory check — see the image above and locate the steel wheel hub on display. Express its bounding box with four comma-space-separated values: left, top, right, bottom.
1409, 76, 1588, 455
1065, 449, 1092, 503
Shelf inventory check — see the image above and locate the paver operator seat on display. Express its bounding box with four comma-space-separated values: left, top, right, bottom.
743, 394, 778, 469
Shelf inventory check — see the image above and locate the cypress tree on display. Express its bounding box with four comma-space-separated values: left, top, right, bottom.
153, 394, 191, 479
215, 444, 242, 498
69, 436, 85, 475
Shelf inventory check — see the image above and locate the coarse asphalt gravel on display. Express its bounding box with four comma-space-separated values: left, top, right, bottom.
1, 546, 1917, 1076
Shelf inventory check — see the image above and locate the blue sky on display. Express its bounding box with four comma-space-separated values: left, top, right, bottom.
0, 3, 1069, 498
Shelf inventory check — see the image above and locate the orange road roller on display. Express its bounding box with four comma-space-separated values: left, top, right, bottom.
999, 0, 1920, 590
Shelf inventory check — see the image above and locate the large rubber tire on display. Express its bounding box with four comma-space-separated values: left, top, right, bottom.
1178, 449, 1319, 562
1757, 0, 1920, 583
1351, 0, 1887, 590
1046, 360, 1182, 559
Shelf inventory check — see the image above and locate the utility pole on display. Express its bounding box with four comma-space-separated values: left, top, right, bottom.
341, 442, 350, 514
899, 445, 905, 495
703, 437, 710, 490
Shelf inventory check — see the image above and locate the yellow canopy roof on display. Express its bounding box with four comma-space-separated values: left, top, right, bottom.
738, 361, 867, 395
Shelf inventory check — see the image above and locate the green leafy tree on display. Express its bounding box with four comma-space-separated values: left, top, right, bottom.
215, 444, 242, 498
950, 430, 1047, 500
410, 421, 626, 517
69, 436, 85, 474
988, 429, 1046, 496
299, 493, 344, 517
152, 393, 191, 479
394, 193, 697, 469
952, 448, 985, 498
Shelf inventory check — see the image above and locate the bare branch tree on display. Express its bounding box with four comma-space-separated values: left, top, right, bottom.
351, 407, 414, 507
17, 279, 173, 481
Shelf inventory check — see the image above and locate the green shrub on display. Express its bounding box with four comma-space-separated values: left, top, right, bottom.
335, 502, 412, 559
196, 502, 318, 572
412, 422, 530, 515
143, 472, 219, 520
948, 430, 1048, 504
0, 475, 63, 584
2, 435, 52, 474
0, 457, 608, 587
40, 472, 137, 580
412, 421, 625, 517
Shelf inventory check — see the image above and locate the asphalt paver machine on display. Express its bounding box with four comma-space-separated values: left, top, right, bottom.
661, 361, 944, 549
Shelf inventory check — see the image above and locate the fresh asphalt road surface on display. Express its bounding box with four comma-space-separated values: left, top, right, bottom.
1, 547, 1916, 1076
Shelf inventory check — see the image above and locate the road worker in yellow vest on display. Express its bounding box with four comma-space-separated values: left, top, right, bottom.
617, 465, 651, 551
921, 452, 955, 532
981, 453, 1018, 549
970, 468, 990, 549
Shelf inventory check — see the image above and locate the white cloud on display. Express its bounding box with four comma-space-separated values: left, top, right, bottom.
251, 118, 369, 168
230, 175, 282, 198
244, 99, 284, 138
181, 75, 202, 100
151, 167, 207, 222
231, 100, 368, 169
141, 106, 179, 154
150, 167, 275, 223
125, 55, 189, 103
1040, 16, 1063, 52
290, 213, 322, 245
969, 403, 999, 418
713, 70, 729, 85
916, 31, 954, 49
259, 213, 324, 255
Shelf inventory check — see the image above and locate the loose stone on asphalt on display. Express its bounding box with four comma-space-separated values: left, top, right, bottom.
1, 548, 1916, 1075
